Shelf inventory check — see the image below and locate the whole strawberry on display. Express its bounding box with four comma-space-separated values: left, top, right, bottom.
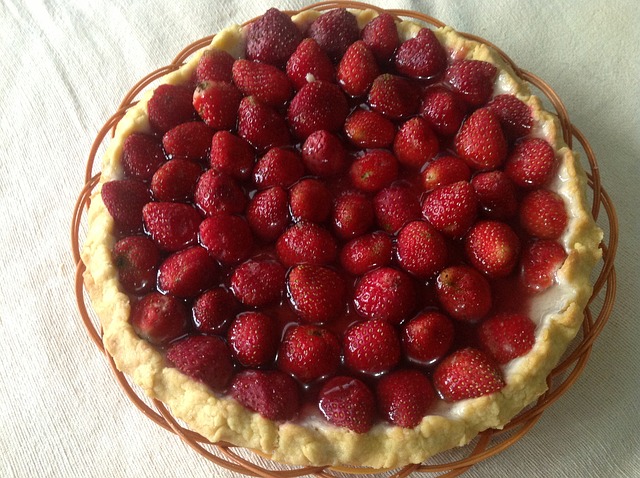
422, 180, 478, 238
368, 74, 419, 119
121, 133, 166, 181
252, 147, 304, 190
194, 48, 235, 84
436, 265, 492, 322
287, 81, 349, 139
455, 108, 508, 171
210, 130, 255, 181
151, 158, 202, 203
478, 313, 536, 364
289, 178, 332, 223
230, 259, 286, 307
231, 59, 293, 106
308, 8, 359, 62
227, 311, 279, 367
343, 319, 401, 375
318, 376, 375, 433
444, 59, 497, 107
471, 170, 519, 220
130, 292, 188, 345
393, 117, 439, 170
396, 220, 449, 279
376, 369, 435, 428
162, 121, 214, 161
277, 324, 341, 383
464, 220, 521, 278
102, 179, 152, 233
142, 202, 201, 251
343, 108, 396, 149
353, 267, 416, 325
231, 369, 300, 421
361, 12, 399, 64
402, 311, 455, 365
349, 149, 398, 193
504, 138, 556, 189
286, 38, 335, 90
199, 214, 254, 264
192, 80, 242, 130
421, 155, 471, 193
246, 186, 290, 242
112, 235, 160, 295
520, 239, 567, 292
519, 189, 568, 239
167, 335, 234, 392
276, 222, 337, 267
192, 287, 239, 333
194, 170, 247, 216
337, 40, 379, 97
237, 96, 291, 151
373, 185, 421, 233
301, 130, 347, 177
157, 246, 219, 298
148, 84, 197, 134
245, 8, 303, 68
339, 232, 393, 276
287, 264, 346, 324
486, 94, 532, 139
420, 85, 466, 137
332, 191, 375, 239
394, 28, 446, 80
433, 347, 505, 401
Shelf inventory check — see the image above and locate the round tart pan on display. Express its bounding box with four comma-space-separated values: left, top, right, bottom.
72, 1, 617, 475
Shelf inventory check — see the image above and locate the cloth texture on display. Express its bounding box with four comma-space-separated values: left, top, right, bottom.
0, 0, 638, 476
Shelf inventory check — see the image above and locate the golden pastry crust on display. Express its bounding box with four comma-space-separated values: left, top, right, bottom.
81, 8, 603, 468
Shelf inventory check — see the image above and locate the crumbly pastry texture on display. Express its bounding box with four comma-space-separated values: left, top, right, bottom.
82, 8, 603, 468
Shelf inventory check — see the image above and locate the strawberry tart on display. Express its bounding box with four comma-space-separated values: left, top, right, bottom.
82, 5, 603, 468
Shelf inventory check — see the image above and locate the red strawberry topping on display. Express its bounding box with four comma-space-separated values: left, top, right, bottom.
231, 369, 300, 421
373, 185, 421, 233
157, 245, 219, 298
455, 108, 508, 171
287, 81, 349, 139
344, 108, 396, 149
131, 292, 188, 345
337, 40, 380, 97
237, 96, 291, 150
245, 8, 303, 68
246, 186, 290, 241
505, 138, 556, 189
194, 170, 247, 216
192, 80, 242, 130
402, 311, 455, 365
289, 178, 332, 223
376, 369, 435, 428
102, 179, 152, 232
343, 319, 401, 374
464, 220, 521, 278
276, 222, 337, 267
444, 59, 497, 107
167, 335, 234, 392
301, 130, 348, 177
278, 324, 341, 383
349, 149, 399, 193
421, 155, 471, 193
287, 264, 346, 324
230, 259, 286, 307
151, 159, 202, 203
353, 267, 416, 325
231, 59, 293, 106
318, 376, 375, 433
227, 311, 280, 367
199, 214, 254, 264
113, 236, 161, 295
332, 191, 374, 239
148, 84, 196, 134
339, 232, 393, 276
393, 116, 439, 170
368, 73, 419, 119
194, 48, 235, 84
520, 239, 567, 292
286, 38, 335, 90
478, 313, 536, 364
192, 287, 238, 333
308, 8, 360, 62
162, 121, 214, 161
422, 180, 478, 238
519, 189, 568, 239
210, 130, 255, 180
361, 12, 399, 64
433, 347, 505, 401
142, 201, 201, 251
252, 147, 304, 190
436, 265, 492, 322
394, 28, 446, 79
121, 133, 166, 181
396, 220, 449, 278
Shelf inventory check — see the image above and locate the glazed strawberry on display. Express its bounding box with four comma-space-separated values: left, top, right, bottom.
505, 138, 556, 189
340, 232, 393, 276
121, 133, 166, 180
376, 369, 435, 428
231, 369, 300, 421
393, 117, 439, 170
361, 12, 399, 64
420, 85, 466, 137
444, 59, 497, 107
231, 59, 293, 106
289, 178, 332, 223
112, 236, 160, 294
373, 185, 421, 233
194, 170, 247, 216
486, 94, 532, 140
131, 292, 188, 345
353, 267, 416, 325
287, 81, 349, 139
246, 186, 290, 241
230, 259, 286, 307
433, 347, 505, 401
194, 48, 235, 84
167, 335, 234, 392
349, 149, 398, 193
337, 40, 379, 97
396, 220, 449, 278
157, 246, 219, 298
478, 313, 536, 364
252, 147, 304, 190
278, 324, 341, 383
520, 239, 567, 292
199, 214, 254, 264
402, 311, 455, 365
318, 376, 375, 433
368, 74, 419, 119
287, 264, 346, 324
455, 108, 508, 171
245, 7, 302, 68
471, 170, 519, 220
102, 179, 151, 232
421, 155, 471, 193
464, 221, 521, 278
276, 222, 337, 267
343, 319, 401, 374
394, 28, 446, 80
286, 38, 335, 90
192, 287, 239, 333
142, 202, 201, 251
147, 84, 196, 134
192, 80, 242, 130
308, 8, 359, 62
332, 191, 375, 239
227, 311, 279, 367
151, 158, 202, 202
343, 108, 396, 149
210, 131, 255, 180
162, 121, 214, 160
237, 96, 291, 151
301, 130, 347, 177
519, 189, 568, 239
422, 180, 478, 238
436, 265, 492, 322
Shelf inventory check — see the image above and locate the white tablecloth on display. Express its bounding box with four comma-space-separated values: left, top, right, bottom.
1, 0, 638, 476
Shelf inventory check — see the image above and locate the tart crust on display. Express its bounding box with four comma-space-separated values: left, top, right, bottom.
82, 8, 603, 468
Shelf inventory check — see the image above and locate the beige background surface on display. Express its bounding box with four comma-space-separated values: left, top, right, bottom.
1, 0, 637, 477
